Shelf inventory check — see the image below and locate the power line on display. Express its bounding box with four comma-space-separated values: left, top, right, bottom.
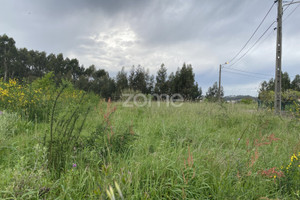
283, 0, 294, 12
283, 3, 300, 21
224, 69, 298, 80
228, 2, 276, 64
224, 1, 298, 81
222, 70, 272, 79
223, 66, 273, 77
227, 21, 276, 68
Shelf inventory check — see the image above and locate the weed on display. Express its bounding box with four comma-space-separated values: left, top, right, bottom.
46, 85, 91, 177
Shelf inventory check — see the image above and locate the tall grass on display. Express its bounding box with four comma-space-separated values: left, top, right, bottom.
0, 98, 299, 199
46, 84, 91, 177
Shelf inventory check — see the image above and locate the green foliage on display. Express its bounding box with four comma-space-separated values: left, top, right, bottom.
294, 102, 300, 119
31, 71, 56, 91
291, 75, 300, 91
240, 98, 253, 104
46, 85, 91, 177
1, 102, 300, 199
2, 35, 300, 199
282, 89, 300, 102
277, 153, 300, 197
258, 90, 275, 107
154, 63, 168, 95
0, 142, 50, 199
282, 72, 291, 92
259, 89, 300, 111
116, 67, 129, 93
0, 34, 17, 82
259, 72, 300, 100
0, 111, 33, 138
206, 81, 223, 102
128, 65, 150, 94
0, 77, 54, 121
170, 63, 201, 100
83, 100, 138, 158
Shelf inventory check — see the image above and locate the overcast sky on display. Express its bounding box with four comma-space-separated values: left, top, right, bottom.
1, 0, 299, 96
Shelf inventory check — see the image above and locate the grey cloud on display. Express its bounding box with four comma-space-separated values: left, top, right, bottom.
0, 0, 299, 96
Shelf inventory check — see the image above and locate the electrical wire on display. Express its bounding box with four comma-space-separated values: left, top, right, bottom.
223, 66, 273, 77
228, 2, 276, 64
227, 21, 276, 68
283, 3, 300, 21
283, 0, 295, 12
224, 1, 299, 78
222, 70, 273, 79
222, 1, 299, 93
255, 25, 276, 47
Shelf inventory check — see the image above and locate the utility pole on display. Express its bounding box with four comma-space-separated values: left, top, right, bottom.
218, 62, 228, 102
275, 0, 282, 114
219, 64, 222, 102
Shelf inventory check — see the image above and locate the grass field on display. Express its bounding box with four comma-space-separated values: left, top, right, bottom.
0, 101, 299, 199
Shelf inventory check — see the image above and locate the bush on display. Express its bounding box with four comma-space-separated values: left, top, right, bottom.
0, 75, 54, 121
0, 73, 92, 121
240, 98, 253, 104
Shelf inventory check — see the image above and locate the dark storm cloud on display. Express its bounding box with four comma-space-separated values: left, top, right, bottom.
1, 0, 299, 96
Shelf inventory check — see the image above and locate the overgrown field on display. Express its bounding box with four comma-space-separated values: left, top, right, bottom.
0, 79, 299, 199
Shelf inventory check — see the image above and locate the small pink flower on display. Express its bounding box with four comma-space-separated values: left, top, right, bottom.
73, 163, 77, 168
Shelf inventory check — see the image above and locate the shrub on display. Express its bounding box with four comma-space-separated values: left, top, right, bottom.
0, 76, 54, 121
240, 98, 253, 104
0, 73, 91, 121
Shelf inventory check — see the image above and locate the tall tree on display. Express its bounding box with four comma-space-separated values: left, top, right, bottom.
128, 65, 147, 93
172, 63, 200, 100
206, 82, 223, 102
147, 74, 155, 94
281, 72, 290, 91
128, 65, 135, 90
0, 34, 17, 81
197, 86, 203, 100
266, 78, 275, 91
116, 67, 128, 92
168, 72, 175, 95
291, 75, 300, 91
259, 81, 268, 92
154, 63, 168, 95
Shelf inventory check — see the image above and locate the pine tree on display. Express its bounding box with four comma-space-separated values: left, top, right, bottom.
154, 63, 168, 95
116, 67, 128, 91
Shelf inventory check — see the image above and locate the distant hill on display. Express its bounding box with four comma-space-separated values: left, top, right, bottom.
224, 95, 258, 102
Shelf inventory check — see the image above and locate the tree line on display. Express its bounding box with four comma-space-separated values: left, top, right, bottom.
259, 72, 300, 93
258, 72, 300, 104
1, 34, 224, 101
